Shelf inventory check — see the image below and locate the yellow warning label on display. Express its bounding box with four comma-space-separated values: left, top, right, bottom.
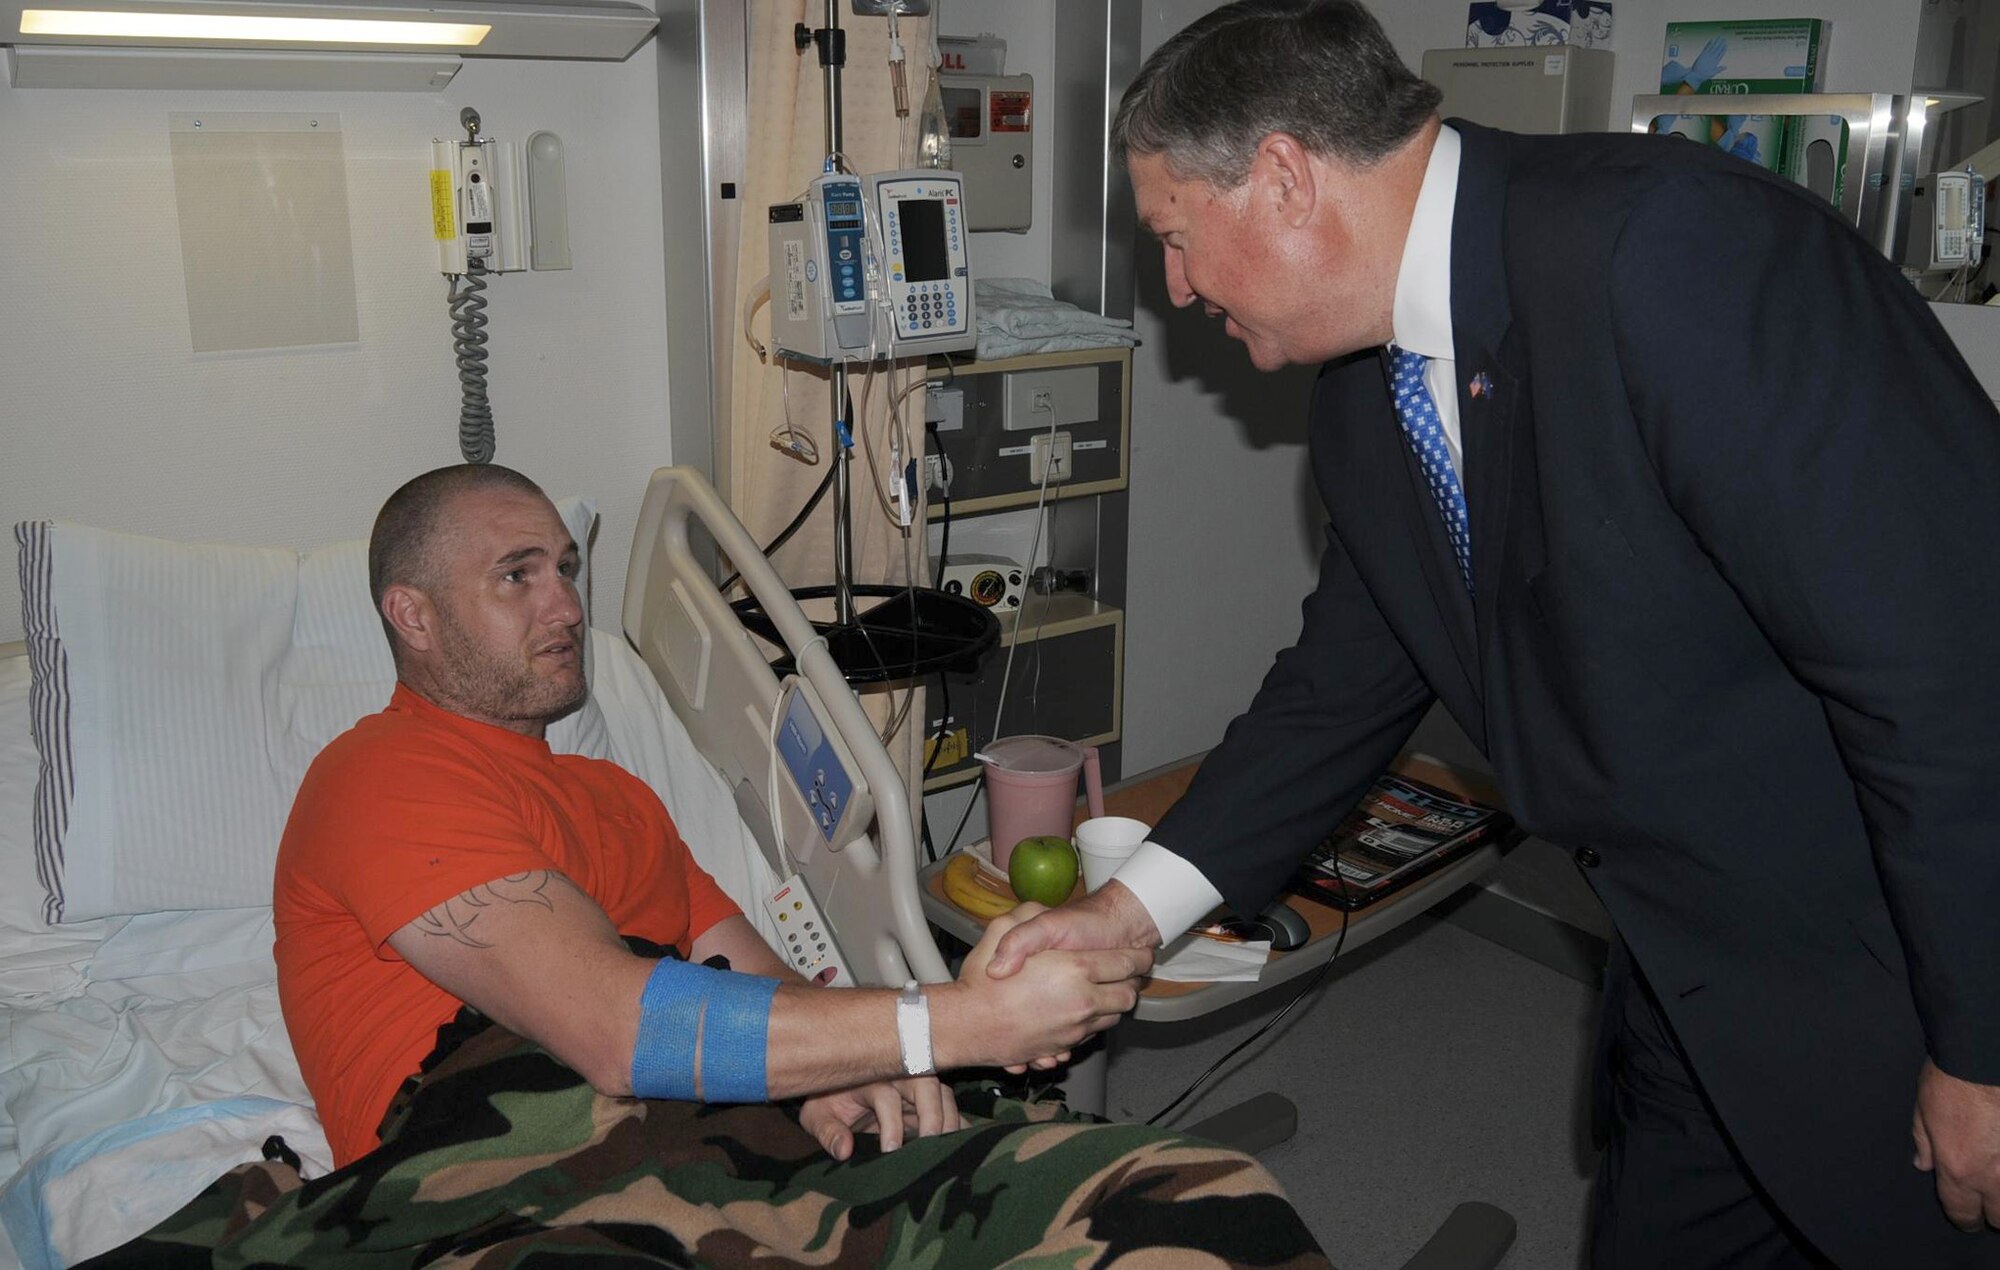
924, 727, 970, 771
429, 169, 455, 241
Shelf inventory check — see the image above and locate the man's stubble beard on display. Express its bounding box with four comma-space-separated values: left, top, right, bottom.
435, 616, 589, 729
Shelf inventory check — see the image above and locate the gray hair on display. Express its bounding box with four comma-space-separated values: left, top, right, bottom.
1113, 0, 1442, 187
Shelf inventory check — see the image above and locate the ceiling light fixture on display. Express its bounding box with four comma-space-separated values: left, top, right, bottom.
20, 8, 491, 44
2, 0, 657, 66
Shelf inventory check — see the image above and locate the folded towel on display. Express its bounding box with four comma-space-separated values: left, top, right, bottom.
974, 278, 1139, 360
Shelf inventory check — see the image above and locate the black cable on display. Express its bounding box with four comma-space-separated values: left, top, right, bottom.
912, 417, 963, 863
718, 465, 836, 594
1143, 870, 1354, 1127
919, 671, 954, 864
926, 421, 952, 590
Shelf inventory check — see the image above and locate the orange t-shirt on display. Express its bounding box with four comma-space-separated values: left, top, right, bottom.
273, 684, 741, 1167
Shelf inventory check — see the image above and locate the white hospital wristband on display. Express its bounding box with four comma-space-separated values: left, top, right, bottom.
897, 980, 935, 1076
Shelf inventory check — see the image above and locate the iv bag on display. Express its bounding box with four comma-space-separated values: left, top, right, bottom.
917, 68, 952, 168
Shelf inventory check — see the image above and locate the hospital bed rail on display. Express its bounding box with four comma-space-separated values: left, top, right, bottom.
622, 465, 949, 989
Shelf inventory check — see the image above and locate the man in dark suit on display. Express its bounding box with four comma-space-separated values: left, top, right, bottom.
985, 1, 2000, 1265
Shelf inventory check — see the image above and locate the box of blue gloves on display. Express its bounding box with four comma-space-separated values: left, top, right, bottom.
1650, 19, 1831, 180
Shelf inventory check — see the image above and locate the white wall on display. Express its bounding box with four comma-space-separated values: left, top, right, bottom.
0, 54, 674, 644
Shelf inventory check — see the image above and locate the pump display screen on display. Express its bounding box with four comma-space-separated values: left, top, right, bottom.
825, 199, 860, 221
899, 199, 949, 281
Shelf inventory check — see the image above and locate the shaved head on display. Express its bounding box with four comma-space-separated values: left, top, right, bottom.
369, 463, 548, 665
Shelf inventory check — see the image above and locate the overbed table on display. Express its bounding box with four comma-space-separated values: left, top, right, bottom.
919, 752, 1513, 1132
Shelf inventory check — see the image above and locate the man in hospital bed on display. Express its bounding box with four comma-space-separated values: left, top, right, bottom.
85, 463, 1327, 1267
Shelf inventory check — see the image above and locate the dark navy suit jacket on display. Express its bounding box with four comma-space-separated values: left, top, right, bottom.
1153, 121, 2000, 1264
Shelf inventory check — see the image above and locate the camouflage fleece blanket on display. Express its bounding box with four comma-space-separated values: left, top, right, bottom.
78, 1012, 1331, 1269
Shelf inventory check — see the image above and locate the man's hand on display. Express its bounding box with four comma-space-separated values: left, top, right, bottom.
932, 903, 1151, 1071
984, 880, 1162, 980
1912, 1058, 2000, 1231
801, 1075, 961, 1160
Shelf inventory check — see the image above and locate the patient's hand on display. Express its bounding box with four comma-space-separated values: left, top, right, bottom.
932, 905, 1151, 1072
801, 1075, 960, 1160
984, 882, 1161, 981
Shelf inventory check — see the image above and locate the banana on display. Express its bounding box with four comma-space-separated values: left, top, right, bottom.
942, 853, 1018, 920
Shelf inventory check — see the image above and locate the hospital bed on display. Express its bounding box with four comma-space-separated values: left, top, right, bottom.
0, 468, 1512, 1268
0, 478, 901, 1266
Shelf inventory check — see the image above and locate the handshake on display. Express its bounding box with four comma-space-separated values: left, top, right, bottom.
924, 883, 1165, 1073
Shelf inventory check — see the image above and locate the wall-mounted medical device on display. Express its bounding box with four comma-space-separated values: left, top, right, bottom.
430, 122, 571, 276
432, 133, 527, 274
1900, 169, 1986, 274
767, 168, 976, 364
938, 72, 1033, 231
427, 107, 573, 463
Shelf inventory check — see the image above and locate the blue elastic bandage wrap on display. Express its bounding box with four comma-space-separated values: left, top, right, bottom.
700, 972, 779, 1103
630, 958, 778, 1103
632, 958, 706, 1101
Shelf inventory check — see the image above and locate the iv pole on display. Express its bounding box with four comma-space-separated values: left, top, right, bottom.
812, 0, 858, 629
745, 1, 995, 685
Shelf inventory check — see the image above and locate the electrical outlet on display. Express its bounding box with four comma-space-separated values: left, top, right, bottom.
926, 383, 964, 432
1003, 366, 1098, 431
1030, 430, 1073, 484
924, 453, 952, 493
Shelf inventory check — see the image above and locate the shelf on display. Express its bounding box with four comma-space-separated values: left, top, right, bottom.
918, 347, 1131, 797
990, 592, 1117, 646
930, 345, 1133, 377
924, 346, 1131, 517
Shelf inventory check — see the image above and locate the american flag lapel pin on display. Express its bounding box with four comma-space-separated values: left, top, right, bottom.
1468, 370, 1494, 400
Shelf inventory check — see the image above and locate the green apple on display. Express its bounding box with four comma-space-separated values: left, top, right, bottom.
1008, 835, 1079, 907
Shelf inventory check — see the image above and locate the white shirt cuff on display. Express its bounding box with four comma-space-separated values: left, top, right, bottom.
1112, 842, 1226, 946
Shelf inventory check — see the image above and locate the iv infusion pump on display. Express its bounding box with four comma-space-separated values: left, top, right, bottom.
768, 170, 977, 364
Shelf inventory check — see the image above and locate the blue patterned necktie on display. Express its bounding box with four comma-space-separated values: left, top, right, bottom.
1390, 348, 1473, 594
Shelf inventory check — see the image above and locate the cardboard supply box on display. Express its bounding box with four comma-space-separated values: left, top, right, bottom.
1465, 1, 1613, 49
1652, 19, 1832, 187
1660, 19, 1829, 94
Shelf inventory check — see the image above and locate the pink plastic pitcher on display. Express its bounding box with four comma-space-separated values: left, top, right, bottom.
976, 735, 1106, 870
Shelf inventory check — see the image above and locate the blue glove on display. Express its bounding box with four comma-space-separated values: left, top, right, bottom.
1663, 36, 1729, 91
1712, 115, 1765, 166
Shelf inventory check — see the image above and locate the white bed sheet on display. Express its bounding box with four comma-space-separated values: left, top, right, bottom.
0, 628, 784, 1268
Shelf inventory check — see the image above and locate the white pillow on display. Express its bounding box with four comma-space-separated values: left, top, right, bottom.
12, 499, 596, 922
0, 650, 105, 1004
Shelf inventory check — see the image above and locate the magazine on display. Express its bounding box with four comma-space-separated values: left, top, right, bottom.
1285, 771, 1514, 911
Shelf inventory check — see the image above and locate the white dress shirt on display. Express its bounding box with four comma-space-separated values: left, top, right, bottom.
1112, 126, 1465, 943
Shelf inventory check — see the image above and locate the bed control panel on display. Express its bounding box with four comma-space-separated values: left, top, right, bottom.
772, 678, 873, 864
766, 875, 854, 987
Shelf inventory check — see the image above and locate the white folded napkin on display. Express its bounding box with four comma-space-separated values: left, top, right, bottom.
1150, 931, 1271, 983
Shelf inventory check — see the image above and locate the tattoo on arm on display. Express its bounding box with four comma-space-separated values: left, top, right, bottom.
411, 871, 557, 949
